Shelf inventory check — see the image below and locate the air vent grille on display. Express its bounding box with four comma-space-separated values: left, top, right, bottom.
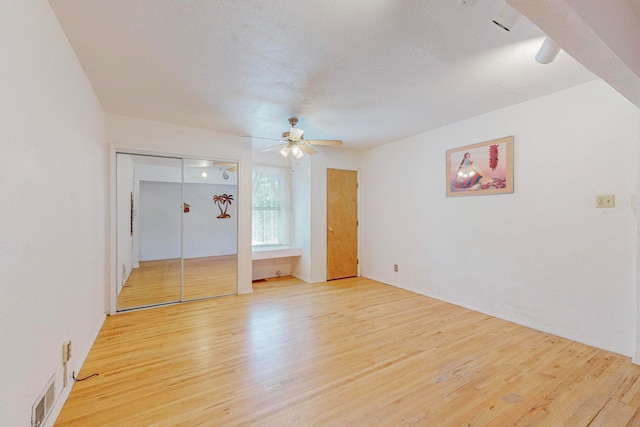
32, 375, 55, 427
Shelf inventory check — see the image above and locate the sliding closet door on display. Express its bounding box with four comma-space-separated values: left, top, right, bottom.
182, 159, 238, 301
116, 154, 238, 311
117, 154, 182, 310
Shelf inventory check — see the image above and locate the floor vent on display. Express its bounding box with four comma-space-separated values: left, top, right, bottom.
32, 375, 55, 427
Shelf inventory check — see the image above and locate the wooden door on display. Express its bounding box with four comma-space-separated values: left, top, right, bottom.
327, 168, 358, 280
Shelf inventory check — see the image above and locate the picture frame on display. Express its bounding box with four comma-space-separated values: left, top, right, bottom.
446, 136, 514, 197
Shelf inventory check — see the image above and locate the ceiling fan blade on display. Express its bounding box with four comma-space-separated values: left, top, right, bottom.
213, 161, 239, 172
305, 139, 343, 146
213, 161, 237, 167
261, 143, 285, 152
243, 135, 282, 141
300, 144, 318, 155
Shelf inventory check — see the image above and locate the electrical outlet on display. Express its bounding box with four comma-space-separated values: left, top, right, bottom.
596, 194, 615, 208
394, 264, 398, 272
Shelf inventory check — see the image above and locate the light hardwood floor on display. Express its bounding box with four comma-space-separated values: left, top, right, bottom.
57, 277, 640, 426
118, 255, 237, 310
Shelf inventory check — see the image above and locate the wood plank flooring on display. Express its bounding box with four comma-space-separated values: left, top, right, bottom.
57, 277, 640, 426
117, 255, 237, 310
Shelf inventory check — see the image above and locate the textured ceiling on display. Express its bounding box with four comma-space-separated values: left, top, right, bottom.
508, 0, 640, 110
47, 0, 634, 151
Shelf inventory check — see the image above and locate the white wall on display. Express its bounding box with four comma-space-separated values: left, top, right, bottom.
0, 1, 107, 426
184, 183, 238, 258
291, 156, 313, 282
253, 149, 292, 168
107, 113, 253, 305
361, 80, 639, 356
139, 181, 182, 260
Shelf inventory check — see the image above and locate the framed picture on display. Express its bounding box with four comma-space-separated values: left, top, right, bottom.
446, 136, 513, 197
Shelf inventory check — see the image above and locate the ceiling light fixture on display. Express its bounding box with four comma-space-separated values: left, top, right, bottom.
279, 145, 291, 158
280, 142, 306, 159
290, 144, 303, 159
535, 37, 562, 64
493, 4, 520, 31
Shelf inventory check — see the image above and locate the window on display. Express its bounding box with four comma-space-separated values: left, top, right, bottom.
252, 166, 291, 246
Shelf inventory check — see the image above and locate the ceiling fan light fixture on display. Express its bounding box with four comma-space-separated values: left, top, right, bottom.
291, 144, 304, 159
279, 146, 291, 158
493, 4, 520, 31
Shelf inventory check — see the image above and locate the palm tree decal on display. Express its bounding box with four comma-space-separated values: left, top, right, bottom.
213, 194, 234, 218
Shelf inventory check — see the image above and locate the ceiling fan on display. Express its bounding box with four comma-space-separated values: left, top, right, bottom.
212, 161, 237, 172
211, 161, 237, 180
249, 117, 343, 159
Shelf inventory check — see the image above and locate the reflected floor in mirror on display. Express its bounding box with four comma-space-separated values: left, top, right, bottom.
117, 255, 237, 310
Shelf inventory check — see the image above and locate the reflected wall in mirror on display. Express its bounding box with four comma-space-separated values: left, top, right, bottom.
116, 154, 238, 311
183, 159, 237, 301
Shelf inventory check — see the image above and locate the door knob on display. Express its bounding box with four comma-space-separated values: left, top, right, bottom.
328, 227, 334, 232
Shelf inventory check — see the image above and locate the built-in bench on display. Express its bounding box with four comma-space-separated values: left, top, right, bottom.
251, 246, 302, 280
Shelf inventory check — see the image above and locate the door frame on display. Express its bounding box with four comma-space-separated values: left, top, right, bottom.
326, 167, 359, 281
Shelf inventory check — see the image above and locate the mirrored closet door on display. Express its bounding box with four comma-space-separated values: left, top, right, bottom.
182, 159, 238, 301
116, 153, 238, 311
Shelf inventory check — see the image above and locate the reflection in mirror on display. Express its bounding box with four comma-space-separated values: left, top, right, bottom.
117, 154, 183, 310
183, 159, 238, 301
116, 154, 238, 311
